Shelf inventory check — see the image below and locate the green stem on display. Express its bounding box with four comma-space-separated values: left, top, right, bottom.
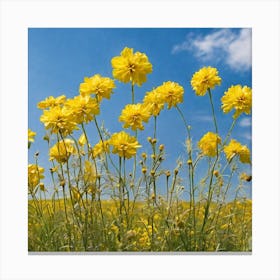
207, 88, 218, 134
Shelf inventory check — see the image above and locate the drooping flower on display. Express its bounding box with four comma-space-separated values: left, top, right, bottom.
198, 132, 221, 157
191, 67, 221, 96
143, 89, 165, 116
109, 131, 141, 159
156, 81, 184, 109
64, 95, 100, 124
221, 85, 252, 119
111, 47, 152, 86
224, 139, 251, 164
49, 139, 77, 163
28, 129, 36, 143
92, 140, 110, 158
79, 74, 115, 101
119, 103, 151, 131
28, 164, 44, 190
40, 106, 77, 136
37, 95, 66, 109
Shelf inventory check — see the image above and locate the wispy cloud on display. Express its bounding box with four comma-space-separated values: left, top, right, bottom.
242, 132, 252, 141
193, 114, 213, 122
172, 28, 252, 72
238, 117, 252, 127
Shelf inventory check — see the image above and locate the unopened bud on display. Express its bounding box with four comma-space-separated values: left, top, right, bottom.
150, 170, 155, 176
60, 180, 65, 187
174, 169, 179, 175
142, 167, 147, 174
187, 159, 192, 165
165, 170, 171, 177
151, 138, 157, 144
159, 144, 164, 151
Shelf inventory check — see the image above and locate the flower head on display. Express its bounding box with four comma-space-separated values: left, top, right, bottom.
111, 47, 152, 86
40, 106, 77, 136
28, 129, 36, 143
64, 95, 100, 124
198, 132, 221, 157
191, 67, 221, 96
109, 131, 141, 159
92, 140, 110, 158
84, 160, 97, 185
37, 95, 66, 109
79, 74, 115, 101
156, 81, 184, 109
28, 164, 44, 190
119, 103, 151, 131
224, 139, 251, 164
143, 89, 165, 116
221, 85, 252, 119
49, 139, 77, 163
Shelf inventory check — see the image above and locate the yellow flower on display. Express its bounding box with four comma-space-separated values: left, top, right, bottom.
109, 131, 141, 159
84, 160, 97, 185
119, 103, 151, 131
28, 164, 44, 190
92, 140, 110, 158
40, 106, 77, 136
64, 95, 100, 124
224, 139, 251, 164
37, 95, 66, 109
79, 74, 115, 101
191, 67, 221, 96
156, 81, 184, 109
198, 132, 221, 157
221, 85, 252, 119
49, 139, 76, 163
78, 133, 87, 146
28, 129, 36, 143
111, 47, 152, 86
143, 89, 165, 116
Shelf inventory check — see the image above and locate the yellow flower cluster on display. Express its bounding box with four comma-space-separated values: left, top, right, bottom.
198, 132, 221, 157
111, 47, 152, 86
221, 85, 252, 119
143, 89, 165, 116
79, 74, 115, 101
28, 164, 44, 189
92, 140, 110, 158
224, 139, 251, 164
119, 103, 151, 131
49, 139, 76, 163
191, 66, 221, 96
28, 129, 36, 143
109, 131, 141, 159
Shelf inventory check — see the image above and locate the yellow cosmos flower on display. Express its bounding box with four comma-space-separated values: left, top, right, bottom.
198, 132, 221, 157
191, 67, 221, 96
28, 129, 36, 143
224, 139, 251, 164
40, 106, 77, 136
119, 103, 151, 131
156, 81, 184, 109
221, 85, 252, 119
143, 89, 165, 116
84, 160, 97, 185
64, 95, 100, 124
49, 139, 76, 163
109, 131, 141, 159
37, 95, 66, 109
79, 74, 115, 101
111, 47, 152, 86
28, 164, 44, 190
92, 140, 110, 158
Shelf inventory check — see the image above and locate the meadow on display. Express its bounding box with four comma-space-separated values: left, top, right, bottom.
28, 47, 252, 252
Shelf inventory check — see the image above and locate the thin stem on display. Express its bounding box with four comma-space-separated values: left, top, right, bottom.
131, 83, 135, 104
207, 88, 218, 134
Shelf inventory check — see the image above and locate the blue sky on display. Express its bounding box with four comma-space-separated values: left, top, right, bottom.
28, 28, 252, 199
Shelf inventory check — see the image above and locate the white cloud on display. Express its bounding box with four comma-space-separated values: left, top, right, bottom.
193, 114, 213, 122
172, 28, 252, 71
239, 117, 252, 127
242, 132, 252, 141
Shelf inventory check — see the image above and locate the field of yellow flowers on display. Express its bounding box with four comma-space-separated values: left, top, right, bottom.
28, 47, 252, 252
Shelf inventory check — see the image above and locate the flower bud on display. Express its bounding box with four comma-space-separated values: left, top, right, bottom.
150, 170, 155, 176
159, 144, 164, 151
187, 159, 192, 165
